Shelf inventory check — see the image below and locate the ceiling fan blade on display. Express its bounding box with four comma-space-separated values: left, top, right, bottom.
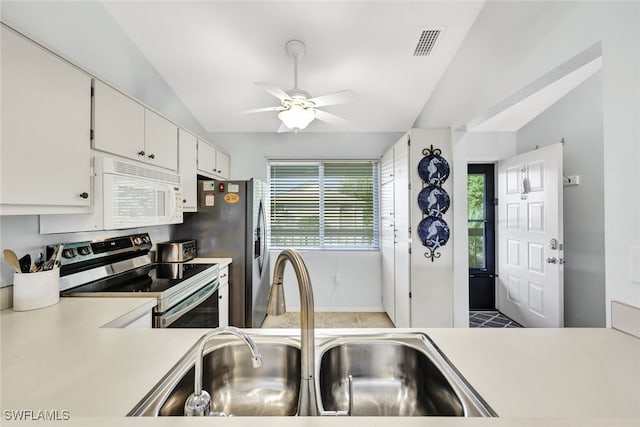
277, 123, 290, 133
314, 109, 349, 126
307, 89, 356, 107
255, 82, 291, 101
237, 106, 284, 115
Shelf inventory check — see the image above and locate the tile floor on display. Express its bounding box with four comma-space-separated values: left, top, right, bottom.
261, 311, 395, 328
261, 310, 521, 328
469, 310, 522, 328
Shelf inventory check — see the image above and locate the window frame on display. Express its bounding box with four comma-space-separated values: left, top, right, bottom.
467, 163, 496, 274
268, 159, 380, 251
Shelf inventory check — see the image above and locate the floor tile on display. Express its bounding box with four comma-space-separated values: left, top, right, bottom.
469, 310, 522, 328
262, 311, 394, 329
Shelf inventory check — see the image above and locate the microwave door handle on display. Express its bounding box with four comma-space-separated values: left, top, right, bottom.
161, 283, 217, 327
169, 186, 177, 220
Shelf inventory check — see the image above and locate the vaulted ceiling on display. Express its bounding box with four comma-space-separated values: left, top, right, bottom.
102, 1, 485, 133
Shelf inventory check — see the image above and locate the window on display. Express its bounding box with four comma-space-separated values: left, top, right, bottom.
269, 161, 379, 249
467, 164, 495, 272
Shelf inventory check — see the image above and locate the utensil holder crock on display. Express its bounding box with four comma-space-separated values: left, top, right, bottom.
12, 268, 60, 311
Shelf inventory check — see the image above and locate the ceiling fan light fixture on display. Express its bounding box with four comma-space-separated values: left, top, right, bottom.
278, 104, 315, 131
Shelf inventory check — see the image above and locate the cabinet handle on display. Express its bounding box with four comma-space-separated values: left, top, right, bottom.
183, 199, 187, 203
79, 192, 89, 199
138, 150, 145, 156
219, 295, 223, 300
148, 153, 155, 159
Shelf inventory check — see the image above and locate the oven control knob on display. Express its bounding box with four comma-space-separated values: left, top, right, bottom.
142, 235, 150, 243
62, 248, 77, 259
77, 246, 91, 256
133, 237, 142, 245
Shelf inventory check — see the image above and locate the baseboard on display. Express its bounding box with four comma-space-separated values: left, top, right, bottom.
611, 300, 640, 338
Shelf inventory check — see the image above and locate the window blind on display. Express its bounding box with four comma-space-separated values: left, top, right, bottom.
269, 161, 379, 249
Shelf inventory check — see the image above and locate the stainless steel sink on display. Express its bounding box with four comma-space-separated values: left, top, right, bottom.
316, 333, 496, 417
129, 337, 301, 416
130, 332, 495, 418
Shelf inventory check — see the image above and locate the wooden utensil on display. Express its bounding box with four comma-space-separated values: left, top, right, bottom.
3, 249, 22, 274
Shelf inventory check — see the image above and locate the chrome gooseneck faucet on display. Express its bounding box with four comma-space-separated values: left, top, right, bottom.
267, 249, 319, 416
184, 327, 263, 416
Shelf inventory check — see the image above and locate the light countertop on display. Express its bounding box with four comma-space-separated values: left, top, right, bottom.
1, 296, 638, 426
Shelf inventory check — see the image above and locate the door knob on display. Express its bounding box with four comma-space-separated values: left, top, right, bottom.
546, 257, 558, 264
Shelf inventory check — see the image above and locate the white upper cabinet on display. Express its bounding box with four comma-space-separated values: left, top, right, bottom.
93, 81, 178, 171
216, 151, 230, 179
380, 146, 394, 185
197, 139, 230, 180
93, 80, 145, 160
197, 139, 216, 177
145, 109, 178, 171
0, 26, 92, 214
178, 129, 198, 212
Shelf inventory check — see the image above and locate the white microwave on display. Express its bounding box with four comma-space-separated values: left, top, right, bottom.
40, 157, 183, 234
102, 158, 183, 229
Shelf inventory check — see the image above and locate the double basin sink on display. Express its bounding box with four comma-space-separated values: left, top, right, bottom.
129, 331, 496, 417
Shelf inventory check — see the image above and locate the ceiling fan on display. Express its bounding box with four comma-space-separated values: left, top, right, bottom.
242, 40, 356, 132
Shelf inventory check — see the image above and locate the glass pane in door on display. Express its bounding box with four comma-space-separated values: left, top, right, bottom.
468, 173, 487, 269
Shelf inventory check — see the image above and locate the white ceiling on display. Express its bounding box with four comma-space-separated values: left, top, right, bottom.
468, 56, 603, 132
102, 1, 485, 133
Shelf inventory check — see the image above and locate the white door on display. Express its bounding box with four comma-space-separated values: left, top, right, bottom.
381, 181, 395, 323
393, 137, 411, 328
178, 129, 198, 211
1, 26, 92, 210
145, 109, 178, 171
93, 80, 145, 161
497, 143, 564, 327
380, 147, 396, 322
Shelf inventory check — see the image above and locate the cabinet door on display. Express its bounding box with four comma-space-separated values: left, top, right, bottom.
380, 146, 394, 184
178, 129, 198, 212
218, 266, 230, 328
145, 109, 178, 171
197, 139, 217, 176
381, 179, 396, 323
393, 136, 411, 328
93, 80, 145, 162
215, 150, 230, 179
1, 26, 91, 211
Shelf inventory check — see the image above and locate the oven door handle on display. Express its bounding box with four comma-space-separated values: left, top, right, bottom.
159, 281, 218, 328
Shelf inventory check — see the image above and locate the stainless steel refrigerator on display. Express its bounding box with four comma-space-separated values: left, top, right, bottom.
174, 179, 270, 328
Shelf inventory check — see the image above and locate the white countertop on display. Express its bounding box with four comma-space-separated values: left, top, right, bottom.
1, 296, 638, 426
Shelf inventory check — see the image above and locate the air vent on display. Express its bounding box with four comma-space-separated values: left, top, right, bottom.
413, 29, 442, 56
112, 160, 181, 184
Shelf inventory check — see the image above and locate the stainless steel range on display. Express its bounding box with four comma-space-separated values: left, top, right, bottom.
55, 233, 219, 328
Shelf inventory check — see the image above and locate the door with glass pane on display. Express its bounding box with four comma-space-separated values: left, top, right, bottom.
468, 164, 496, 309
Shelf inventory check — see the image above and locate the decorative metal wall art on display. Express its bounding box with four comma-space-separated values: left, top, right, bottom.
417, 145, 450, 262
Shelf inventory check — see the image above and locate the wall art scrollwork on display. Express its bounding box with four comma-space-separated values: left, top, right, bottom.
417, 145, 450, 262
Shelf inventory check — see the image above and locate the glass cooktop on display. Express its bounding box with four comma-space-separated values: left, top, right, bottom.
62, 263, 216, 295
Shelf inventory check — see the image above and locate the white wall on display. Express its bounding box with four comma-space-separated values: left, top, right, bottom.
206, 132, 402, 182
0, 215, 171, 287
0, 1, 206, 135
517, 72, 605, 327
452, 132, 517, 327
212, 131, 399, 311
415, 1, 640, 326
269, 249, 382, 311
